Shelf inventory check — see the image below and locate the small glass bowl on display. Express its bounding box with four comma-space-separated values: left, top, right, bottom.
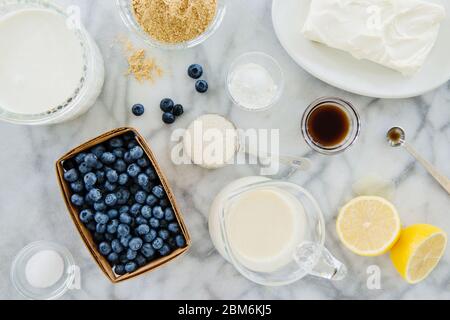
226, 52, 284, 112
116, 0, 227, 50
11, 241, 76, 300
301, 97, 361, 155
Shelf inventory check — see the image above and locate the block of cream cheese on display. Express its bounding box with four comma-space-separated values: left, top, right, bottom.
302, 0, 446, 75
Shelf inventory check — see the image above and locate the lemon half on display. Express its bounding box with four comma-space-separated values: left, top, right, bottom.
390, 224, 447, 284
337, 196, 401, 256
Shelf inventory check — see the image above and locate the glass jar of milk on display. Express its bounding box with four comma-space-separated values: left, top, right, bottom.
0, 0, 104, 125
209, 177, 347, 286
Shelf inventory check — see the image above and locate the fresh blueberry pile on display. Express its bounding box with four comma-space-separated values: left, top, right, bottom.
63, 132, 186, 276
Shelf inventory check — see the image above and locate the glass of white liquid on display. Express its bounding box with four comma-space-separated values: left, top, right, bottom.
209, 177, 347, 286
0, 0, 104, 125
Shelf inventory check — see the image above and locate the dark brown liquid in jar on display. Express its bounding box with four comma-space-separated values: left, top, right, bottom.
307, 103, 351, 148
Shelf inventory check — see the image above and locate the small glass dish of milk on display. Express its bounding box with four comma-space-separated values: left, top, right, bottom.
0, 0, 104, 125
209, 177, 347, 286
10, 241, 76, 300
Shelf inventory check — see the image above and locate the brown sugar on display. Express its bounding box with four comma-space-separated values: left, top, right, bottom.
132, 0, 217, 44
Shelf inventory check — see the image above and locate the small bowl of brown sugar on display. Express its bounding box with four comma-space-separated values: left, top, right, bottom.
117, 0, 226, 49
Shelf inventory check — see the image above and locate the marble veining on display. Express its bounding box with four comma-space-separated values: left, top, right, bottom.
0, 0, 449, 300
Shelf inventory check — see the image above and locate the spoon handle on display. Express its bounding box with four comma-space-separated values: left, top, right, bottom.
403, 142, 450, 195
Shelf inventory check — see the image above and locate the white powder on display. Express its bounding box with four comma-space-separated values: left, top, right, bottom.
228, 63, 278, 110
25, 250, 64, 288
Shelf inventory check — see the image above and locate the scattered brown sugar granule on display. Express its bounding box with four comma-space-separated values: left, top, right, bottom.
132, 0, 218, 44
120, 38, 163, 83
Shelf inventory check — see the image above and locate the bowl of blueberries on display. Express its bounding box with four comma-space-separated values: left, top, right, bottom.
56, 127, 191, 283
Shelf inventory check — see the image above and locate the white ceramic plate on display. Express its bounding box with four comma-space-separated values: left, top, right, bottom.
272, 0, 450, 99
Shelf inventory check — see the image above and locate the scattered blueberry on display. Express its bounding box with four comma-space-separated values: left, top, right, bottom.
195, 80, 208, 93
160, 98, 174, 113
132, 104, 145, 116
71, 194, 84, 207
162, 112, 175, 124
173, 104, 184, 116
64, 168, 79, 183
188, 64, 203, 79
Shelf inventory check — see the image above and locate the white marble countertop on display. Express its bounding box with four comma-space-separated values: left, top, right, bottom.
0, 0, 449, 300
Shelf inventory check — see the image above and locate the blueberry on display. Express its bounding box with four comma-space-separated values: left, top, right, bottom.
96, 170, 106, 184
162, 112, 175, 124
149, 218, 160, 228
120, 234, 132, 248
107, 252, 119, 264
124, 152, 133, 164
175, 235, 186, 248
135, 216, 148, 225
146, 195, 158, 207
107, 209, 119, 221
64, 168, 79, 182
119, 206, 129, 214
95, 212, 109, 224
113, 148, 126, 159
118, 173, 129, 185
125, 261, 137, 273
144, 229, 157, 243
135, 191, 147, 204
95, 162, 104, 170
159, 244, 171, 256
70, 181, 84, 193
141, 243, 155, 258
75, 153, 87, 164
195, 80, 208, 93
119, 253, 129, 264
127, 164, 141, 177
135, 254, 147, 267
137, 173, 149, 188
152, 185, 165, 199
128, 140, 138, 149
130, 146, 144, 160
137, 157, 150, 168
88, 188, 102, 202
106, 170, 119, 183
111, 239, 124, 254
71, 194, 84, 207
84, 153, 98, 167
130, 203, 142, 216
117, 224, 131, 237
160, 98, 174, 112
188, 64, 203, 79
107, 219, 119, 234
145, 168, 157, 180
126, 248, 137, 260
173, 104, 184, 117
96, 223, 107, 234
152, 237, 164, 250
120, 213, 132, 225
114, 159, 127, 173
168, 223, 180, 234
86, 221, 96, 232
83, 172, 97, 186
116, 188, 130, 205
109, 138, 124, 148
93, 201, 107, 211
132, 104, 145, 116
98, 242, 111, 256
79, 209, 94, 223
91, 145, 106, 158
105, 193, 118, 207
159, 198, 170, 208
137, 224, 150, 235
141, 205, 152, 219
129, 237, 143, 251
78, 162, 90, 174
104, 181, 117, 192
114, 264, 126, 275
152, 206, 164, 219
159, 229, 170, 240
164, 208, 175, 221
101, 152, 116, 165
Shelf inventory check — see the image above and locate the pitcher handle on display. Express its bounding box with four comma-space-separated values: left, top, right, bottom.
294, 242, 347, 281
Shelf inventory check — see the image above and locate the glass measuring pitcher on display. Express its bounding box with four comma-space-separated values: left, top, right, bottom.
209, 177, 347, 286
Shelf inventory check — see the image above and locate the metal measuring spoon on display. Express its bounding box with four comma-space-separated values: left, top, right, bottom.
387, 127, 450, 194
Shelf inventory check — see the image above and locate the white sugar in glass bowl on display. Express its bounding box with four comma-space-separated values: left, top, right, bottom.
0, 0, 104, 125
